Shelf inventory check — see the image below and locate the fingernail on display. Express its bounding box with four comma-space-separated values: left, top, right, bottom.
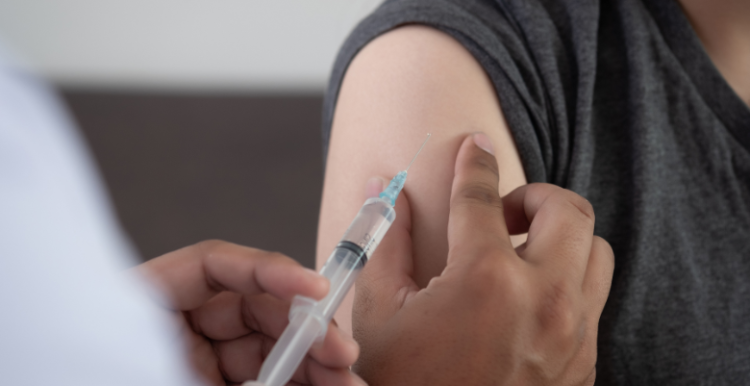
303, 267, 324, 281
336, 324, 358, 346
473, 132, 494, 155
365, 177, 384, 198
303, 267, 329, 297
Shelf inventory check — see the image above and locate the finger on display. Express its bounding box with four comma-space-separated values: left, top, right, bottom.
354, 176, 419, 336
503, 183, 596, 282
308, 319, 360, 368
303, 360, 367, 386
212, 332, 268, 383
188, 292, 287, 340
135, 240, 329, 310
501, 188, 531, 235
447, 133, 514, 262
570, 237, 614, 384
188, 291, 359, 367
215, 326, 359, 384
182, 323, 224, 386
582, 236, 614, 311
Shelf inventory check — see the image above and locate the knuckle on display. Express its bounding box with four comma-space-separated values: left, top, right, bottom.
466, 262, 502, 294
526, 182, 558, 198
264, 251, 289, 261
544, 188, 596, 228
471, 149, 500, 176
250, 248, 293, 264
455, 182, 503, 210
580, 335, 599, 376
537, 281, 581, 343
194, 239, 227, 252
561, 190, 596, 223
594, 236, 615, 263
461, 255, 525, 301
567, 323, 600, 385
590, 236, 616, 295
194, 240, 231, 269
584, 368, 597, 386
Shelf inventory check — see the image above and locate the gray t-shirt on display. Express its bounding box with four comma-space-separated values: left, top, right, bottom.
322, 0, 750, 384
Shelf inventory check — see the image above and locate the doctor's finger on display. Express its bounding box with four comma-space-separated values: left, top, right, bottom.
187, 292, 286, 341
136, 240, 329, 311
215, 331, 360, 385
187, 292, 358, 367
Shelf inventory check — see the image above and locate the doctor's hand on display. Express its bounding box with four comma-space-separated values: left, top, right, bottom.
354, 134, 614, 386
135, 241, 364, 386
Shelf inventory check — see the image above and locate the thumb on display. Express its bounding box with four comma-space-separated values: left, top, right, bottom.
353, 177, 419, 333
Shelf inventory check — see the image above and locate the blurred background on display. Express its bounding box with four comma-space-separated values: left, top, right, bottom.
0, 0, 382, 267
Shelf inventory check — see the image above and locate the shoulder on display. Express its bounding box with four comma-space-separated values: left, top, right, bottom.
343, 25, 491, 99
330, 22, 527, 198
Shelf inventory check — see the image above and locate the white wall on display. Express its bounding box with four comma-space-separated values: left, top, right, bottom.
0, 0, 382, 92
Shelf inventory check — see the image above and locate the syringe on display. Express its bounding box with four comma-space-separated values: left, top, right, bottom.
243, 134, 431, 386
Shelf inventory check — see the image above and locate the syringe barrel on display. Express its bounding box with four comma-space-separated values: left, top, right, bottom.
256, 311, 322, 386
253, 197, 396, 386
312, 196, 396, 321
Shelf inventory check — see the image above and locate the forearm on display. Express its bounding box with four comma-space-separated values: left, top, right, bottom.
317, 25, 527, 334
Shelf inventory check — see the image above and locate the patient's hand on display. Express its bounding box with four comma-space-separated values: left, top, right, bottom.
135, 241, 364, 386
353, 134, 614, 386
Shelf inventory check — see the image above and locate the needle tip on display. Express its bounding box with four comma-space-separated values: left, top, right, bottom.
406, 133, 432, 171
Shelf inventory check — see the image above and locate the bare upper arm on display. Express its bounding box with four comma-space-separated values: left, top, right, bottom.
317, 25, 527, 334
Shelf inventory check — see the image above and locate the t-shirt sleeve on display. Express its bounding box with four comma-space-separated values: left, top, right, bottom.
322, 0, 600, 187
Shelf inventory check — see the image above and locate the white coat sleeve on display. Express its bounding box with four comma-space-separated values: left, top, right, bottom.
0, 44, 206, 386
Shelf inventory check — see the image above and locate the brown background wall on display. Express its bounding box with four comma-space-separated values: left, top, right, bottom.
62, 91, 325, 268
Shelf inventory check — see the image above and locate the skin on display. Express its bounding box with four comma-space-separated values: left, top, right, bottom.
353, 134, 614, 385
317, 25, 528, 335
133, 240, 365, 386
679, 0, 750, 105
98, 6, 741, 385
319, 2, 750, 336
316, 3, 745, 382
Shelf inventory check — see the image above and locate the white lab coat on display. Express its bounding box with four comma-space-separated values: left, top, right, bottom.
0, 44, 205, 386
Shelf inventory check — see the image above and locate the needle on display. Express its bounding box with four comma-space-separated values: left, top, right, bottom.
406, 133, 431, 171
